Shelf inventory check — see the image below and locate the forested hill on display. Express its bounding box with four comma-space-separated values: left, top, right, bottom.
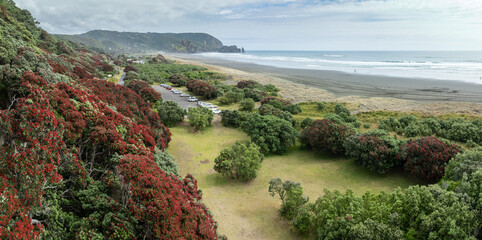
59, 30, 241, 54
0, 0, 220, 238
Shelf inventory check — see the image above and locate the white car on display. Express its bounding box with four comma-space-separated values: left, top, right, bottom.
180, 93, 190, 97
197, 101, 206, 106
188, 97, 198, 102
212, 109, 222, 114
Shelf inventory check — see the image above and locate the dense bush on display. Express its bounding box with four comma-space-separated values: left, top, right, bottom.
270, 180, 478, 240
214, 142, 264, 181
123, 65, 138, 73
126, 79, 161, 103
300, 117, 314, 129
316, 102, 326, 111
220, 110, 252, 128
259, 104, 296, 126
445, 147, 482, 181
169, 74, 188, 86
186, 79, 218, 99
243, 88, 266, 102
187, 107, 213, 131
157, 100, 186, 127
236, 80, 259, 89
239, 98, 255, 111
379, 115, 481, 144
344, 130, 401, 173
269, 178, 308, 219
154, 148, 179, 177
399, 137, 462, 182
300, 119, 356, 155
219, 88, 244, 104
241, 114, 298, 154
261, 97, 302, 114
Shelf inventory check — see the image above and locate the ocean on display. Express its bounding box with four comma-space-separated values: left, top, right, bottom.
197, 51, 482, 85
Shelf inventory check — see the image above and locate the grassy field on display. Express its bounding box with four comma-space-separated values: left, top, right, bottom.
168, 117, 419, 240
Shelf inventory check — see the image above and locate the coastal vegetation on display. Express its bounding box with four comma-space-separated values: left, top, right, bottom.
2, 0, 481, 239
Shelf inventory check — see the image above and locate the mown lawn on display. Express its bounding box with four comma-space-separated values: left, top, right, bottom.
168, 118, 418, 240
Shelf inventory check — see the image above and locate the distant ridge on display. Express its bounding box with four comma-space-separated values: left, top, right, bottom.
58, 30, 241, 54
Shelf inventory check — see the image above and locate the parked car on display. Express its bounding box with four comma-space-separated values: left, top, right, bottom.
197, 101, 206, 106
212, 109, 222, 114
167, 87, 172, 90
160, 83, 166, 87
180, 93, 190, 97
188, 97, 198, 102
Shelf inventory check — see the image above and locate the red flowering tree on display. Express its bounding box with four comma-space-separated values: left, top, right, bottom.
399, 137, 462, 182
118, 154, 219, 239
300, 119, 356, 155
236, 80, 258, 89
126, 80, 161, 103
187, 80, 218, 99
124, 65, 138, 73
344, 130, 401, 173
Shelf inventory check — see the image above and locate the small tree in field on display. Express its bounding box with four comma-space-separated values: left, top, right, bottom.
214, 142, 264, 181
187, 107, 213, 131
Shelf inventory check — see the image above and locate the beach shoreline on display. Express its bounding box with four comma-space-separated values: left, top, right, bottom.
165, 53, 482, 116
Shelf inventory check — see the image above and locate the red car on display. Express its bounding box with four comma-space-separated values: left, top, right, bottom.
167, 87, 172, 90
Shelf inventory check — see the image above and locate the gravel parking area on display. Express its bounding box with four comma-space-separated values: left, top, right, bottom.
151, 85, 198, 110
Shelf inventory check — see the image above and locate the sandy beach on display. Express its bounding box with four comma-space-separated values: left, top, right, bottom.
167, 54, 482, 116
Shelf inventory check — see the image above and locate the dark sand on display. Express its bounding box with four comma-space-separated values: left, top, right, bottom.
171, 54, 482, 104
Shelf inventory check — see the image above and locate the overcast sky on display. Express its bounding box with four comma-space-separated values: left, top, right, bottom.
14, 0, 482, 50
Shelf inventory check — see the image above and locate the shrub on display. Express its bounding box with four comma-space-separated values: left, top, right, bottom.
404, 123, 420, 137
300, 118, 314, 129
187, 107, 213, 131
157, 101, 186, 127
186, 79, 218, 99
126, 79, 150, 93
334, 103, 350, 119
444, 147, 482, 181
123, 65, 138, 73
241, 114, 298, 154
300, 119, 356, 155
243, 88, 266, 102
261, 97, 301, 114
213, 142, 264, 181
154, 148, 179, 177
344, 130, 401, 173
269, 178, 308, 219
236, 80, 259, 89
220, 110, 241, 128
317, 102, 326, 111
219, 88, 244, 104
399, 137, 462, 182
259, 104, 296, 126
239, 98, 255, 111
168, 74, 188, 86
363, 123, 371, 129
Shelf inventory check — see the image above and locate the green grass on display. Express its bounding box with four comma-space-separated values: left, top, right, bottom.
167, 119, 418, 240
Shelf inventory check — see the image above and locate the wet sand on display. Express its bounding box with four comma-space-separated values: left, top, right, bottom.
166, 54, 482, 115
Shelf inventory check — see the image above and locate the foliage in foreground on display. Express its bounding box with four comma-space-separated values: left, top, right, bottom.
214, 142, 264, 181
269, 178, 478, 240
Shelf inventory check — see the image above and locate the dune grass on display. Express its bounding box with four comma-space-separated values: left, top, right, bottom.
168, 118, 419, 240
